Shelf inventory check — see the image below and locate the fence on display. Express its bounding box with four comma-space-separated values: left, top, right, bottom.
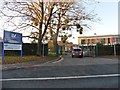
81, 44, 120, 56
1, 43, 49, 56
1, 43, 63, 56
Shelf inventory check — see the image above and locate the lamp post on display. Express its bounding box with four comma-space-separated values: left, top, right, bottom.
92, 39, 95, 57
94, 33, 98, 56
114, 37, 117, 56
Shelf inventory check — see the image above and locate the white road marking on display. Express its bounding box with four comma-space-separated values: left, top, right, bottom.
1, 74, 119, 81
33, 60, 54, 67
33, 58, 63, 66
33, 64, 41, 67
52, 57, 63, 63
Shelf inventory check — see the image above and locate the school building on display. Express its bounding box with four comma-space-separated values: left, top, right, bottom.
78, 34, 120, 46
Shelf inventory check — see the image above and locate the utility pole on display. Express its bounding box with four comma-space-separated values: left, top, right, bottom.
114, 37, 117, 56
94, 33, 98, 57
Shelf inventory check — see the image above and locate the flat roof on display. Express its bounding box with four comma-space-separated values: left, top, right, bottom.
78, 34, 120, 38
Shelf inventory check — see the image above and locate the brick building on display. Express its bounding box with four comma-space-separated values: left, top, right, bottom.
78, 34, 120, 46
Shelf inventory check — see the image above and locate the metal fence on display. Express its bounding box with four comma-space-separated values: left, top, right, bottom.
81, 44, 120, 57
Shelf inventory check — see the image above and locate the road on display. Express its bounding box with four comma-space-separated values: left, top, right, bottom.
2, 54, 120, 88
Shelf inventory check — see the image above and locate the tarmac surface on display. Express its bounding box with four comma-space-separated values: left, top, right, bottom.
1, 55, 119, 71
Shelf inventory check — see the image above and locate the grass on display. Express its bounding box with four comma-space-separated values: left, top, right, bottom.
0, 55, 58, 64
48, 52, 56, 56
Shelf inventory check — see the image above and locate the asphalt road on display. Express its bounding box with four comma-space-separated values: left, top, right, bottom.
2, 54, 120, 88
2, 77, 119, 88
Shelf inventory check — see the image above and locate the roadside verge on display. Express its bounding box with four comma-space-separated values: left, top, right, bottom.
2, 55, 62, 71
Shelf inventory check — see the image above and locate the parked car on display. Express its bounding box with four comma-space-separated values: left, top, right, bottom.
72, 48, 83, 58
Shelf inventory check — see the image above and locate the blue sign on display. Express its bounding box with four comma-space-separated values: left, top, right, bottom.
4, 31, 22, 44
2, 31, 22, 62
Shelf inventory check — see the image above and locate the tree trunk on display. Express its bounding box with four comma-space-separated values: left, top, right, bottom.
36, 2, 54, 56
36, 35, 42, 56
36, 21, 43, 56
37, 41, 42, 56
53, 34, 59, 56
36, 2, 44, 56
53, 13, 61, 56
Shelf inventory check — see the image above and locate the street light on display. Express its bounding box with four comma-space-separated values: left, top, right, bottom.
94, 33, 98, 56
114, 37, 117, 56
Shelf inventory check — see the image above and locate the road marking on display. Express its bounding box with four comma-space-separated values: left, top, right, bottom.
52, 57, 63, 63
33, 64, 41, 67
1, 74, 120, 81
33, 57, 63, 66
33, 62, 51, 67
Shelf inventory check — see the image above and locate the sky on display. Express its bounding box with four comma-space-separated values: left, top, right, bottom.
118, 1, 120, 35
69, 0, 119, 44
0, 0, 119, 44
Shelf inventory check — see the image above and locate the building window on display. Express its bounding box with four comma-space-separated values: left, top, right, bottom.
81, 39, 86, 44
92, 39, 94, 44
96, 38, 98, 43
103, 38, 105, 44
88, 39, 90, 44
100, 38, 105, 44
101, 38, 103, 43
112, 38, 116, 43
108, 38, 110, 44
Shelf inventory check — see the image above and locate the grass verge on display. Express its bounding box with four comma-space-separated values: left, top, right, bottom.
0, 55, 58, 64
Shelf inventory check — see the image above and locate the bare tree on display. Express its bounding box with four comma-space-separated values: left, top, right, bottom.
1, 0, 57, 56
48, 2, 74, 55
0, 0, 100, 56
48, 1, 99, 55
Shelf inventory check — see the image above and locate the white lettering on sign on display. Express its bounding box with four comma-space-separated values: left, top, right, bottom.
11, 33, 16, 38
4, 43, 22, 50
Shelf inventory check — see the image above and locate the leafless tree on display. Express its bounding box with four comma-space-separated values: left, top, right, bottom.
0, 0, 100, 56
1, 0, 58, 56
47, 1, 100, 55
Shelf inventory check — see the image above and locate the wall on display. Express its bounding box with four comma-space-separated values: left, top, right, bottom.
78, 35, 120, 46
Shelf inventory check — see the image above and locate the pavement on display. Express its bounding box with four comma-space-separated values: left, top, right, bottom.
1, 55, 63, 71
98, 55, 120, 59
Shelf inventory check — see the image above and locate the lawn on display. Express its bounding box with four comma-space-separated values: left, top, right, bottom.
0, 55, 58, 64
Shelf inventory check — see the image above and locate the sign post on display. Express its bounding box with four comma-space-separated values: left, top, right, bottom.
2, 31, 22, 62
42, 38, 48, 57
2, 42, 4, 62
